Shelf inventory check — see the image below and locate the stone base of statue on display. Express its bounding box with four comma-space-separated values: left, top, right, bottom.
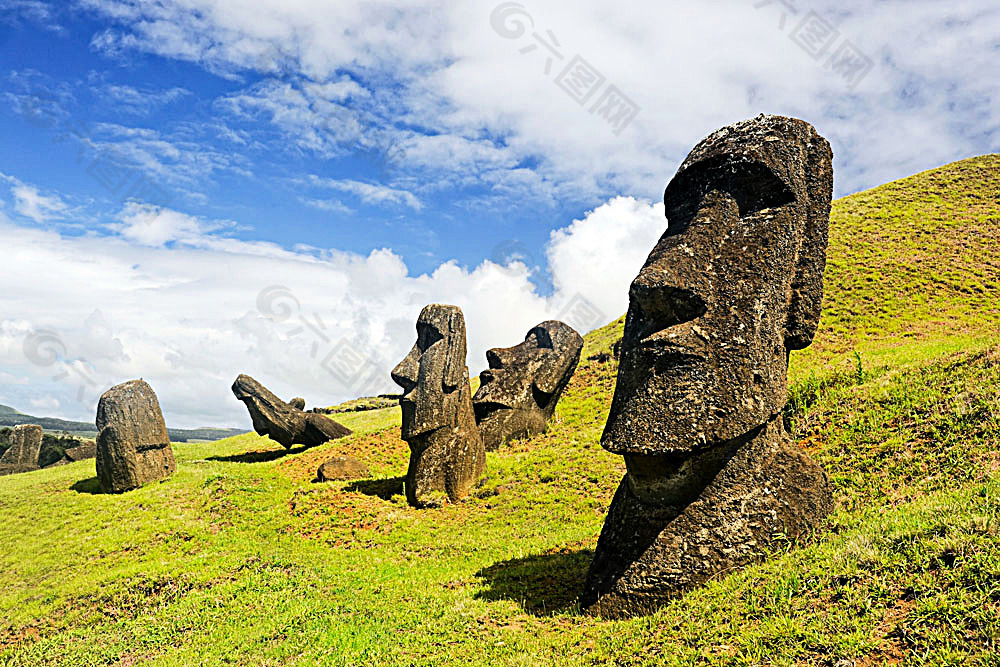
581, 417, 833, 618
405, 377, 485, 507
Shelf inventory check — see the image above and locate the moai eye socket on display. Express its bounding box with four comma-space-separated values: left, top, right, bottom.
664, 157, 796, 235
416, 322, 444, 352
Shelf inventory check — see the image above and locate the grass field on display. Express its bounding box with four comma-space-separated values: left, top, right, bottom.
1, 155, 998, 665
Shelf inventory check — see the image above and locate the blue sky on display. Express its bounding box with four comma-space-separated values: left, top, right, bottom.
1, 0, 998, 427
0, 7, 585, 276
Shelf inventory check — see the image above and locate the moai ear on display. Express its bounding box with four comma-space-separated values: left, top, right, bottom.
442, 308, 468, 390
785, 131, 833, 351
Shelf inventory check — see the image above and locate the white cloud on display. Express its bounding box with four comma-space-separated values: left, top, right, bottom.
301, 197, 353, 214
307, 176, 423, 210
108, 202, 234, 247
0, 173, 70, 222
102, 84, 191, 114
77, 0, 1000, 200
547, 196, 665, 320
29, 396, 61, 411
0, 196, 664, 427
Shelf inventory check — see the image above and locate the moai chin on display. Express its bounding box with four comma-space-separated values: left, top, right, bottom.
581, 115, 836, 618
473, 320, 583, 451
392, 304, 485, 507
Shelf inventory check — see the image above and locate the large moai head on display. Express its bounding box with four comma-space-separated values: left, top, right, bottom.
473, 320, 583, 450
582, 115, 835, 617
603, 114, 833, 458
391, 304, 469, 440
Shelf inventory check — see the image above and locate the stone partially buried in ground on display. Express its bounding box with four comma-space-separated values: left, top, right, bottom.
392, 304, 485, 507
64, 441, 97, 462
44, 441, 99, 468
0, 424, 43, 475
95, 380, 177, 493
231, 375, 351, 448
581, 114, 835, 618
473, 320, 583, 450
317, 456, 370, 482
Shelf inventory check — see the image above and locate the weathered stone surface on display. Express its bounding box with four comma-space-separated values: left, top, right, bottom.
64, 441, 97, 462
582, 115, 835, 617
231, 375, 351, 448
95, 380, 176, 493
288, 397, 306, 410
317, 456, 370, 482
473, 320, 583, 450
0, 424, 43, 469
392, 304, 485, 507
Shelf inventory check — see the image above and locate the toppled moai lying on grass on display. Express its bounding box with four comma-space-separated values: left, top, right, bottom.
232, 374, 352, 448
582, 114, 836, 618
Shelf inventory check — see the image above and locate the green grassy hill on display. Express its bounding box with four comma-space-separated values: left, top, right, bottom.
1, 156, 998, 665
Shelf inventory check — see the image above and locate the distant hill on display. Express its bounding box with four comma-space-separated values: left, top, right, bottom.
0, 404, 244, 442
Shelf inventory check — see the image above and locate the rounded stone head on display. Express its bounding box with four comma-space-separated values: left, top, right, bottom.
473, 320, 583, 448
602, 115, 833, 456
391, 304, 469, 440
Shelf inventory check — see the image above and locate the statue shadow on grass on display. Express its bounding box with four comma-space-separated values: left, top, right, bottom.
474, 548, 594, 616
343, 476, 405, 500
71, 477, 103, 494
207, 445, 308, 464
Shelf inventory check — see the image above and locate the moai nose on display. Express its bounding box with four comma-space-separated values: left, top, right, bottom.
486, 346, 516, 369
629, 276, 707, 338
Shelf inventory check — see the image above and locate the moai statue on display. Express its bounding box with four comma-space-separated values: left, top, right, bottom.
232, 375, 351, 448
472, 320, 583, 450
95, 380, 177, 493
392, 304, 485, 507
582, 115, 836, 618
0, 424, 43, 474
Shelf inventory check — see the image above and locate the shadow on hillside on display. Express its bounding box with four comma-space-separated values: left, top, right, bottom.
71, 477, 103, 494
207, 445, 307, 464
474, 548, 594, 617
344, 476, 405, 500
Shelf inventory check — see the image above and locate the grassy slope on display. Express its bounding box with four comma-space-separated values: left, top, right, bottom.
1, 156, 998, 666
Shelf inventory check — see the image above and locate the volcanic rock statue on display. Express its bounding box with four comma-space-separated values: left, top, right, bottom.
473, 321, 583, 450
0, 424, 43, 474
581, 115, 835, 618
95, 380, 177, 493
392, 304, 485, 507
231, 375, 351, 448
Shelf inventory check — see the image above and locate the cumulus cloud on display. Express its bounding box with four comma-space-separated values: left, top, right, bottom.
0, 196, 665, 428
76, 0, 1000, 200
0, 173, 70, 222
